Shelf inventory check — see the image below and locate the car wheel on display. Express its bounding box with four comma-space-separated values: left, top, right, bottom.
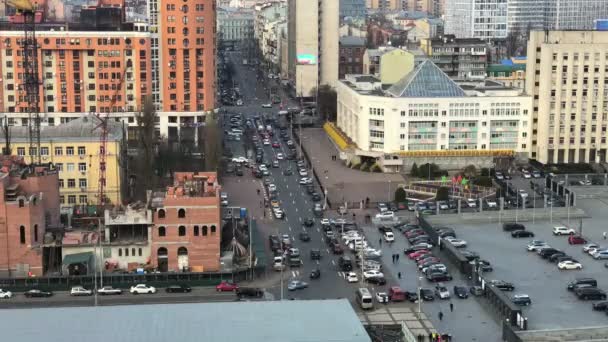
133, 292, 138, 295
148, 291, 152, 294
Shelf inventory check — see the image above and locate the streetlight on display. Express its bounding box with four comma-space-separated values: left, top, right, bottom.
417, 275, 423, 313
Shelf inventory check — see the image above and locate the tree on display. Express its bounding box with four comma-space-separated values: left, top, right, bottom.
463, 164, 478, 178
419, 163, 440, 180
128, 96, 158, 200
203, 112, 222, 172
474, 176, 493, 187
394, 187, 406, 203
1, 118, 10, 156
316, 85, 337, 122
436, 187, 449, 201
410, 163, 419, 177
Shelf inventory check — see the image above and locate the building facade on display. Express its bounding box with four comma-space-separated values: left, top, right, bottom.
340, 0, 367, 19
151, 172, 221, 272
287, 0, 338, 97
0, 158, 60, 277
253, 1, 287, 73
487, 57, 526, 89
339, 36, 366, 79
402, 0, 444, 17
217, 7, 254, 51
0, 115, 125, 208
508, 0, 608, 33
444, 0, 508, 40
526, 30, 608, 164
363, 47, 417, 85
336, 62, 532, 171
366, 0, 401, 10
421, 35, 488, 80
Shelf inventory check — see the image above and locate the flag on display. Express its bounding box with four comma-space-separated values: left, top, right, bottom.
441, 175, 447, 183
461, 177, 468, 186
456, 175, 462, 184
451, 176, 457, 184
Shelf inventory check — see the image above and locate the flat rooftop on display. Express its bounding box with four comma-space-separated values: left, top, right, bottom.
0, 300, 371, 342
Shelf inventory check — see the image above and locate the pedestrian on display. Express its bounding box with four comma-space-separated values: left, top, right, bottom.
379, 238, 382, 246
398, 272, 401, 279
604, 231, 607, 240
392, 254, 395, 263
396, 253, 400, 262
438, 311, 443, 321
450, 302, 454, 312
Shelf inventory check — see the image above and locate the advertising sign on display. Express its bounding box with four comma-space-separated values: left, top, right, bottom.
296, 54, 317, 65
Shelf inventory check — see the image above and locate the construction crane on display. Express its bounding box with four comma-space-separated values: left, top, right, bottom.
93, 67, 127, 208
6, 0, 41, 165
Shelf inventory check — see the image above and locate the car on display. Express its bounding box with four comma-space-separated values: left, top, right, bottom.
435, 283, 450, 299
299, 177, 312, 185
470, 286, 484, 296
363, 270, 384, 279
299, 231, 311, 242
276, 153, 284, 160
437, 201, 449, 210
583, 243, 600, 253
523, 171, 532, 179
503, 223, 525, 232
466, 198, 477, 208
268, 184, 277, 192
383, 231, 395, 242
558, 260, 583, 270
489, 280, 515, 291
409, 249, 431, 259
165, 284, 192, 293
403, 291, 419, 302
310, 249, 321, 260
555, 256, 578, 264
332, 244, 344, 254
376, 292, 389, 304
527, 240, 549, 251
426, 270, 453, 282
346, 272, 359, 283
70, 286, 93, 296
495, 172, 504, 180
216, 281, 239, 292
445, 238, 467, 248
366, 276, 387, 285
95, 286, 122, 295
512, 230, 535, 238
592, 250, 608, 259
375, 211, 394, 220
272, 141, 280, 148
273, 208, 285, 219
299, 169, 308, 177
404, 244, 433, 255
512, 294, 532, 306
470, 259, 494, 272
548, 252, 567, 262
575, 288, 607, 300
539, 248, 564, 259
262, 103, 272, 108
592, 300, 608, 311
419, 288, 435, 301
283, 168, 293, 176
569, 235, 587, 245
486, 199, 497, 208
532, 171, 542, 178
129, 284, 156, 294
0, 289, 12, 299
24, 289, 53, 298
287, 280, 308, 291
453, 286, 469, 299
303, 218, 314, 227
309, 268, 321, 279
236, 287, 264, 298
421, 262, 446, 273
553, 226, 576, 235
235, 168, 244, 176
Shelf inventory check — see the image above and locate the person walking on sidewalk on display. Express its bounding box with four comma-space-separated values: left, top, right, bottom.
450, 302, 454, 312
438, 311, 444, 321
398, 272, 402, 279
604, 231, 607, 240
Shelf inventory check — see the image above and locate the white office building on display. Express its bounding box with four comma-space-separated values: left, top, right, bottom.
508, 0, 608, 33
444, 0, 508, 40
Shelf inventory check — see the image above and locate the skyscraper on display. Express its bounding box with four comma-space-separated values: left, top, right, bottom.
444, 0, 508, 40
508, 0, 608, 33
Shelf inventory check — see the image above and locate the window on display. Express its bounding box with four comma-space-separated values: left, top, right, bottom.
202, 225, 208, 236
138, 248, 142, 256
78, 163, 87, 172
67, 179, 75, 188
125, 248, 129, 256
79, 179, 87, 188
118, 248, 122, 257
58, 179, 64, 188
178, 208, 186, 218
55, 147, 63, 155
178, 226, 186, 236
158, 209, 165, 218
55, 163, 63, 171
67, 163, 75, 172
60, 195, 65, 204
211, 225, 216, 234
79, 195, 87, 204
29, 147, 37, 156
17, 147, 25, 156
66, 146, 74, 155
132, 248, 135, 256
18, 225, 26, 245
194, 225, 199, 236
40, 147, 49, 156
34, 224, 38, 242
77, 146, 86, 155
158, 226, 166, 236
68, 195, 76, 204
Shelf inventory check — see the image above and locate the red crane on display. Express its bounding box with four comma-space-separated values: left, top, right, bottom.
93, 67, 127, 207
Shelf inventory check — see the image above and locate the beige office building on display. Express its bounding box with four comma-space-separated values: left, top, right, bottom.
287, 0, 339, 98
526, 31, 608, 164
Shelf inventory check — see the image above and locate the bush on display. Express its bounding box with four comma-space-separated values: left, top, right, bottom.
360, 162, 370, 172
351, 163, 361, 170
410, 163, 419, 177
473, 176, 493, 187
463, 164, 478, 178
394, 187, 406, 202
371, 164, 382, 172
418, 163, 441, 179
480, 168, 490, 177
436, 187, 449, 201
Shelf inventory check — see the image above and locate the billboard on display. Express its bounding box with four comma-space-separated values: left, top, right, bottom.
296, 54, 317, 65
596, 19, 608, 31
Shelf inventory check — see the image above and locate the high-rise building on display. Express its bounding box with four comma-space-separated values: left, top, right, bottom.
340, 0, 367, 19
287, 0, 338, 98
508, 0, 608, 32
526, 30, 608, 164
366, 0, 401, 10
217, 7, 254, 52
444, 0, 508, 40
420, 35, 488, 80
402, 0, 444, 17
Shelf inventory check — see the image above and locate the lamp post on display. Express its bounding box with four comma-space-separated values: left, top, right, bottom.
417, 275, 423, 313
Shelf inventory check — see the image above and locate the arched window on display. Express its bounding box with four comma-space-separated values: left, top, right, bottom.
157, 247, 168, 256
211, 225, 217, 234
19, 225, 25, 244
178, 226, 186, 236
158, 226, 166, 236
178, 247, 188, 255
194, 225, 199, 236
158, 209, 166, 219
202, 225, 208, 236
34, 224, 38, 242
178, 208, 186, 218
18, 199, 24, 208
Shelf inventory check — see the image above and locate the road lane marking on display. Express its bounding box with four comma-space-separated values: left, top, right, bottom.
331, 260, 336, 266
317, 228, 320, 232
298, 217, 302, 222
326, 249, 330, 254
288, 226, 292, 231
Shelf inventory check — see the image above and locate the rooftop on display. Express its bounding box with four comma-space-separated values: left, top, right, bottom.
151, 172, 220, 208
428, 35, 487, 46
386, 60, 467, 97
340, 35, 366, 47
0, 300, 371, 342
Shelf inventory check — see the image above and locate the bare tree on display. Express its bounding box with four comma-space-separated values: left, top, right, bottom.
130, 96, 158, 198
316, 85, 337, 122
203, 112, 222, 172
1, 118, 10, 155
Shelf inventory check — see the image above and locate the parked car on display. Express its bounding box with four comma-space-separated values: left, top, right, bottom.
512, 294, 532, 306
70, 286, 93, 296
419, 288, 435, 301
435, 283, 450, 299
215, 281, 239, 292
575, 288, 607, 300
592, 300, 608, 311
24, 289, 53, 298
346, 272, 359, 283
0, 289, 12, 299
489, 280, 514, 291
553, 226, 576, 235
527, 240, 549, 251
512, 230, 535, 238
166, 284, 192, 293
453, 286, 469, 299
567, 278, 597, 291
558, 260, 583, 270
236, 287, 264, 298
130, 284, 156, 294
503, 223, 525, 232
569, 235, 587, 245
287, 280, 308, 291
96, 286, 122, 295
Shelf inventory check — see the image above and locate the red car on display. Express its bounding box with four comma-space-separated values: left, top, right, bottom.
216, 281, 239, 292
408, 250, 430, 259
272, 141, 280, 148
417, 257, 440, 265
568, 235, 587, 245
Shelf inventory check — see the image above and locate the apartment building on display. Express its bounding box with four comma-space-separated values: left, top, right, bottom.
253, 1, 287, 72
217, 7, 254, 50
151, 172, 221, 272
362, 47, 419, 85
0, 115, 125, 208
402, 0, 444, 17
526, 30, 608, 164
0, 157, 60, 277
287, 0, 338, 97
420, 35, 488, 80
366, 0, 401, 10
339, 36, 366, 79
340, 0, 367, 19
336, 61, 532, 172
444, 0, 507, 40
508, 0, 608, 33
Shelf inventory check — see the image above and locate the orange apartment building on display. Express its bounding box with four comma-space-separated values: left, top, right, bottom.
0, 156, 61, 277
150, 172, 220, 272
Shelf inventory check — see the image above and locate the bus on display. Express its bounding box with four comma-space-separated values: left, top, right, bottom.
356, 288, 374, 309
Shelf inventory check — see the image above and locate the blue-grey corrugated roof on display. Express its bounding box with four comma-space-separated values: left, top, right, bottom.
0, 299, 371, 342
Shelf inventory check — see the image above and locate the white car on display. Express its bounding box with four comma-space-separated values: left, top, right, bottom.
259, 164, 268, 171
466, 198, 477, 208
523, 171, 532, 179
320, 218, 330, 226
376, 291, 389, 303
437, 201, 449, 210
231, 156, 248, 163
486, 199, 497, 208
299, 177, 312, 185
527, 240, 549, 251
553, 226, 576, 235
130, 284, 157, 294
435, 284, 450, 299
263, 139, 271, 145
268, 184, 277, 192
299, 169, 308, 177
276, 153, 284, 160
583, 243, 600, 253
0, 289, 12, 299
445, 238, 467, 248
346, 272, 359, 283
70, 286, 93, 296
383, 231, 395, 242
558, 260, 583, 270
362, 248, 382, 258
97, 286, 123, 295
375, 211, 394, 220
273, 208, 284, 219
363, 270, 384, 280
422, 263, 447, 273
262, 103, 272, 108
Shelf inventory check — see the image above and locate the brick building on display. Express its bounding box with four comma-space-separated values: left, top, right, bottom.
339, 36, 366, 79
0, 157, 61, 277
150, 172, 220, 272
366, 23, 408, 49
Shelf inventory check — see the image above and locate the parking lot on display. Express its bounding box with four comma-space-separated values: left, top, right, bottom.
447, 200, 608, 330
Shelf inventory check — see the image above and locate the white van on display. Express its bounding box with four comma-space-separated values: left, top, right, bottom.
356, 288, 374, 309
231, 128, 243, 135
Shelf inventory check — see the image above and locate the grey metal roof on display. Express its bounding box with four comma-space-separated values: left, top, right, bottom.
386, 60, 466, 98
2, 115, 123, 143
340, 36, 366, 47
0, 299, 371, 342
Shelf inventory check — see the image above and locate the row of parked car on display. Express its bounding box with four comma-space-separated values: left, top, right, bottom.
0, 284, 197, 299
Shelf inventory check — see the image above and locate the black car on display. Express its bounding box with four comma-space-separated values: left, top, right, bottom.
470, 286, 484, 296
460, 250, 480, 261
575, 288, 607, 300
310, 249, 321, 260
24, 289, 53, 298
404, 291, 419, 302
472, 259, 493, 272
303, 218, 314, 227
503, 223, 525, 231
426, 271, 453, 282
310, 269, 321, 279
339, 256, 353, 271
511, 230, 535, 238
306, 185, 315, 194
165, 284, 192, 293
592, 300, 608, 311
388, 202, 398, 212
512, 294, 532, 306
410, 236, 431, 244
490, 280, 515, 291
419, 288, 435, 301
283, 168, 293, 176
567, 278, 597, 291
235, 168, 244, 176
299, 232, 311, 242
311, 192, 321, 201
366, 276, 387, 285
548, 252, 567, 262
539, 248, 563, 259
453, 286, 469, 299
236, 287, 264, 298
